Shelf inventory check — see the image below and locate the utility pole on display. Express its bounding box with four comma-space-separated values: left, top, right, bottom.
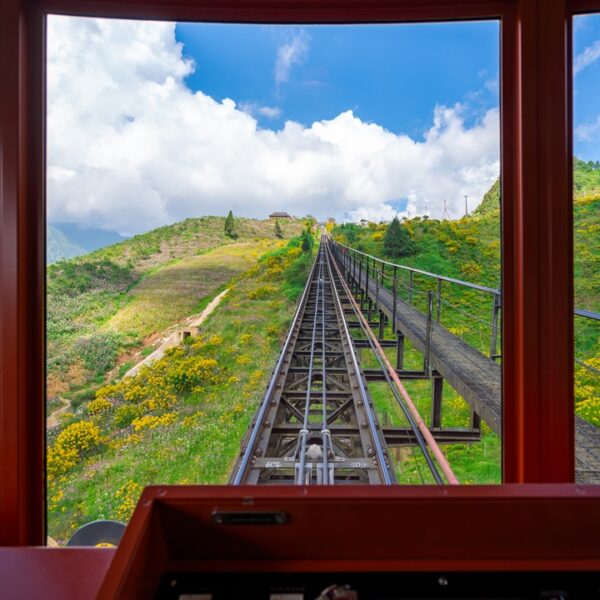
464, 195, 469, 217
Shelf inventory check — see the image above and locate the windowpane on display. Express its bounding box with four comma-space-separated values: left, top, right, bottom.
46, 16, 500, 544
573, 14, 600, 484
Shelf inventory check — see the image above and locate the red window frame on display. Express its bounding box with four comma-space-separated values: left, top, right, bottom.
0, 0, 597, 546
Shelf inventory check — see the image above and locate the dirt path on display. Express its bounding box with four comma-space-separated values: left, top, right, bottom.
47, 397, 71, 429
124, 288, 229, 379
188, 288, 229, 327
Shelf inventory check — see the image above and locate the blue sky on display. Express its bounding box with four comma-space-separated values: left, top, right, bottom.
176, 21, 500, 140
47, 15, 600, 234
574, 14, 600, 161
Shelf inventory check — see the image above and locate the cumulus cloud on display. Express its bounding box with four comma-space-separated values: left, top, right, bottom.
274, 30, 309, 86
47, 16, 499, 236
574, 39, 600, 74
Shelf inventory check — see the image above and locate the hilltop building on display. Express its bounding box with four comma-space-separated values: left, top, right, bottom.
269, 211, 291, 219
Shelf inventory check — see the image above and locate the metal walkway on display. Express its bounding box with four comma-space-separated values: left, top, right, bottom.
330, 240, 600, 484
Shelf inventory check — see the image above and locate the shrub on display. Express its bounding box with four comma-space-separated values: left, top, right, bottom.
114, 480, 143, 522
131, 412, 176, 432
88, 397, 112, 415
114, 404, 141, 428
55, 420, 101, 456
47, 420, 102, 481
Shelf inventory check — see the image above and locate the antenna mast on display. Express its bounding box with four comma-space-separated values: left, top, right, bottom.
442, 199, 450, 220
464, 195, 469, 217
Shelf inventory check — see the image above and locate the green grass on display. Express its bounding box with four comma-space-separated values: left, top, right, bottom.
47, 235, 314, 543
107, 240, 280, 337
333, 162, 600, 482
354, 321, 501, 485
46, 217, 303, 402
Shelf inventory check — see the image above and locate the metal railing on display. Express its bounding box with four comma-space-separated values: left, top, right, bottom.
332, 239, 599, 363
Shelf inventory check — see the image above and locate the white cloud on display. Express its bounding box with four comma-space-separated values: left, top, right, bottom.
258, 106, 282, 118
574, 39, 600, 74
575, 115, 600, 142
274, 30, 309, 86
47, 16, 500, 235
239, 102, 282, 119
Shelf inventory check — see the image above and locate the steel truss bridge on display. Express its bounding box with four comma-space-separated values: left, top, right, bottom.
231, 236, 600, 485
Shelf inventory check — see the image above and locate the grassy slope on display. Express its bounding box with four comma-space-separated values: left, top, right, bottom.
47, 234, 315, 543
332, 160, 600, 483
47, 217, 303, 402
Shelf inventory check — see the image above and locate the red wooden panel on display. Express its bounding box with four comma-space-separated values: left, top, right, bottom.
502, 0, 574, 483
99, 485, 600, 598
0, 548, 114, 599
1, 0, 598, 548
0, 0, 46, 546
36, 0, 509, 23
570, 0, 600, 14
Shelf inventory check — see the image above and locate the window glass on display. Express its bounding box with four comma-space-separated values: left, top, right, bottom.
46, 16, 500, 544
573, 14, 600, 484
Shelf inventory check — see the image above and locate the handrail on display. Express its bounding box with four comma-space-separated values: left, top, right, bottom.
333, 239, 600, 322
575, 308, 600, 321
333, 240, 500, 295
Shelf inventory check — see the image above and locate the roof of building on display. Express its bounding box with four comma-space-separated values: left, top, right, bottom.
269, 211, 291, 218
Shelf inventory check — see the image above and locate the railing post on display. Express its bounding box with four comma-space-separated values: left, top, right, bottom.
424, 291, 433, 374
392, 266, 398, 333
396, 332, 405, 370
490, 293, 501, 360
358, 254, 363, 305
436, 278, 442, 323
431, 371, 443, 429
408, 270, 414, 304
365, 255, 370, 300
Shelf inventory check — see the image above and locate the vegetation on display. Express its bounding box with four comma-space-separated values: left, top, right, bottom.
47, 234, 314, 543
274, 220, 283, 239
224, 210, 236, 238
333, 159, 600, 481
383, 216, 416, 258
46, 216, 303, 402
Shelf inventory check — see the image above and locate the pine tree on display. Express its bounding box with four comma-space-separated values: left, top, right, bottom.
274, 220, 283, 239
224, 210, 235, 238
383, 217, 416, 258
301, 228, 313, 253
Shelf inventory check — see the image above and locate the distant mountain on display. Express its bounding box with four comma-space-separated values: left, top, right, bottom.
47, 223, 127, 264
47, 225, 86, 264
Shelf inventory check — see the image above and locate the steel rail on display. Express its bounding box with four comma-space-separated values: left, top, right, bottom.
231, 252, 320, 485
323, 240, 394, 485
296, 256, 323, 485
327, 241, 445, 484
320, 253, 331, 484
327, 240, 459, 485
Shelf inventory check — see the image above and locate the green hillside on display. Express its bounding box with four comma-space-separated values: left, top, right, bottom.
47, 230, 314, 543
47, 216, 302, 405
332, 161, 600, 482
47, 224, 86, 264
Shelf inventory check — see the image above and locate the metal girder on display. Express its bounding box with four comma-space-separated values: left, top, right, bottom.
231, 244, 396, 485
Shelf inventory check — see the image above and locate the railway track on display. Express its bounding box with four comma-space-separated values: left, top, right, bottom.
231, 237, 452, 485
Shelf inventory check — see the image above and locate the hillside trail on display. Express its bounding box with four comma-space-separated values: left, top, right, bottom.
47, 397, 71, 429
123, 288, 230, 379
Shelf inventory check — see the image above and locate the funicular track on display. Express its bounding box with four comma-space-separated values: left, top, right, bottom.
231, 238, 455, 485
